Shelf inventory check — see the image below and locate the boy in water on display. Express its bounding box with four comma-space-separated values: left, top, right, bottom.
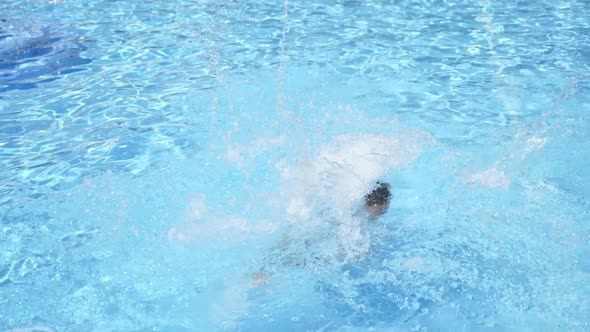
251, 181, 392, 286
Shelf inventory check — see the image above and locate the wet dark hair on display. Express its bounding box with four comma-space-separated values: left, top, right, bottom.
364, 181, 392, 207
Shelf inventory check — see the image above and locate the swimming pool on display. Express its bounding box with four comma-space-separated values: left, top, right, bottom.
1, 0, 589, 330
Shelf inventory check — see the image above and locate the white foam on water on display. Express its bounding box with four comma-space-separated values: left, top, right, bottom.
272, 132, 432, 266
281, 133, 428, 220
224, 136, 286, 169
463, 164, 510, 189
166, 192, 281, 247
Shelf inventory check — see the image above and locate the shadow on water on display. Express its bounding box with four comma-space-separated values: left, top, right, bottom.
0, 19, 92, 94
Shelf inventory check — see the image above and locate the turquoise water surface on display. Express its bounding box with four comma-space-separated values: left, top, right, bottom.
1, 0, 589, 331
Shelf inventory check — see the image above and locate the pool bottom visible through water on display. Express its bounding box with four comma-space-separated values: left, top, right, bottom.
1, 68, 589, 332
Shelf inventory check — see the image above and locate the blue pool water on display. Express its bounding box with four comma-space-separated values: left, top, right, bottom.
1, 0, 590, 331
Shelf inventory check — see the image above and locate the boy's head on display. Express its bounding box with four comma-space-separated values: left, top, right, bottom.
364, 181, 392, 220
